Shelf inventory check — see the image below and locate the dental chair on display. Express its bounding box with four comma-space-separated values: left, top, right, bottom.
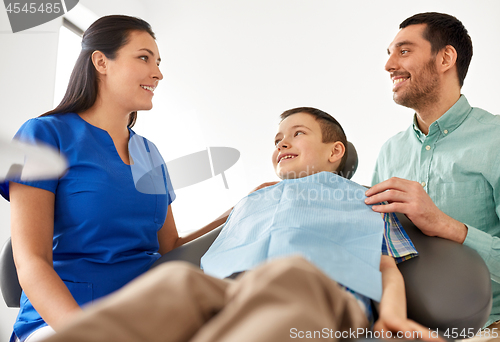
0, 142, 492, 332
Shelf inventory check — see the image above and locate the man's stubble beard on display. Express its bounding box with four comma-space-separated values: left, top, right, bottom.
393, 57, 440, 112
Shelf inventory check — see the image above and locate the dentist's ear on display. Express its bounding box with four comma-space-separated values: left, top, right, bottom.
329, 141, 345, 163
91, 50, 109, 75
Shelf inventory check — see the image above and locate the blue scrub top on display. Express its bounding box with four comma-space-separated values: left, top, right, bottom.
0, 113, 175, 341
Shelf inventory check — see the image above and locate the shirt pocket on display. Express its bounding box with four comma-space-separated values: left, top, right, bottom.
62, 280, 94, 307
434, 179, 493, 228
435, 179, 488, 198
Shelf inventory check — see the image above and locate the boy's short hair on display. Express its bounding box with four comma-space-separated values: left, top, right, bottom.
280, 107, 348, 173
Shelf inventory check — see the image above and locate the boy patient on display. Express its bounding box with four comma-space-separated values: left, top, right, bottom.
44, 107, 438, 342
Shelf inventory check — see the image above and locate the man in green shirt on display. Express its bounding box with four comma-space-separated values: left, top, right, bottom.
365, 12, 500, 329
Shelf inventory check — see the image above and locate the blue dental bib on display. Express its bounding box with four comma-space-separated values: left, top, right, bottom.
201, 172, 384, 301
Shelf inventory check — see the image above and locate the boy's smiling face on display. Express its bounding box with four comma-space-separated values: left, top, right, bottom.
272, 112, 344, 179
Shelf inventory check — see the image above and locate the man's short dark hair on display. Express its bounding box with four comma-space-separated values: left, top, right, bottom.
280, 107, 348, 174
400, 12, 473, 87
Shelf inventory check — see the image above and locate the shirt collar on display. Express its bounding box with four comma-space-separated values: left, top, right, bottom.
412, 95, 472, 140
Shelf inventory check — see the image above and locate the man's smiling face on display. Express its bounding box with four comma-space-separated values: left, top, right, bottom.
385, 24, 440, 110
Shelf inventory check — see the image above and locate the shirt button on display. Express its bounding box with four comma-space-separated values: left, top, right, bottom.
444, 130, 448, 134
425, 145, 431, 150
421, 181, 426, 187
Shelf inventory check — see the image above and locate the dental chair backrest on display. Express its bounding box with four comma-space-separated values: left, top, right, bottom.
395, 212, 491, 331
1, 142, 491, 332
0, 236, 19, 308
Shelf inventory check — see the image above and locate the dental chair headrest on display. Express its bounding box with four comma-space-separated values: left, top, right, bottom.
340, 141, 358, 180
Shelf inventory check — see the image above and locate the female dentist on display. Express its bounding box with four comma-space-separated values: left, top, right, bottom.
1, 15, 228, 342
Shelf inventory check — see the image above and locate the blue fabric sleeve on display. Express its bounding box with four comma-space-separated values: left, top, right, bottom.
0, 118, 61, 200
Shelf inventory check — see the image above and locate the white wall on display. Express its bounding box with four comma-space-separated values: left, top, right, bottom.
0, 0, 499, 339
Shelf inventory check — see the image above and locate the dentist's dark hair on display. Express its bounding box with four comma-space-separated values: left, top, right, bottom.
41, 15, 156, 128
400, 12, 472, 87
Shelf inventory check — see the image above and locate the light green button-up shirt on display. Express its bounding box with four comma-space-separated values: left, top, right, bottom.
372, 95, 500, 327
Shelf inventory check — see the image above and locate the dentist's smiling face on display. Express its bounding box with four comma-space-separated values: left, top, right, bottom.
272, 113, 340, 179
101, 30, 163, 113
385, 24, 440, 110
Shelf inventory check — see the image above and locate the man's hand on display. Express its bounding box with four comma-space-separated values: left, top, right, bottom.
365, 177, 467, 243
373, 315, 443, 341
248, 181, 279, 194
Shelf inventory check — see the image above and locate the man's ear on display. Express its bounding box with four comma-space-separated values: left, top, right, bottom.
329, 141, 345, 163
91, 51, 108, 75
439, 45, 458, 73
